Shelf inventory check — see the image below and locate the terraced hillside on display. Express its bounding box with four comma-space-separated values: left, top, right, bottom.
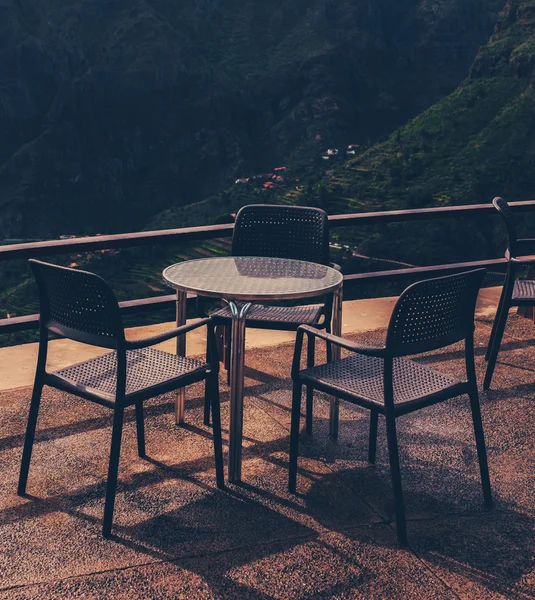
295, 0, 535, 264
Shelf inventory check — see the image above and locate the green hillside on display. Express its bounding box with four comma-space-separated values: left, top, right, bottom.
298, 0, 535, 263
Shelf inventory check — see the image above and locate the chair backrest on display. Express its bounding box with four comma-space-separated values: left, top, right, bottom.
231, 204, 330, 265
385, 268, 486, 357
493, 196, 518, 257
29, 259, 124, 349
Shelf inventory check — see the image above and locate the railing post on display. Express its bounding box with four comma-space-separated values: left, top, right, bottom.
329, 286, 343, 439
175, 290, 187, 425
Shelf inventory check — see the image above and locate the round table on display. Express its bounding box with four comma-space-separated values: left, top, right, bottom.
163, 256, 344, 483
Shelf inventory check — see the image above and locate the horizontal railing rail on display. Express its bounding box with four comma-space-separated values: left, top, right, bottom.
2, 199, 535, 335
3, 200, 535, 261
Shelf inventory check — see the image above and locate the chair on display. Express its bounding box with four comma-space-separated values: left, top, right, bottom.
206, 204, 338, 430
289, 269, 492, 545
484, 196, 535, 389
18, 259, 224, 538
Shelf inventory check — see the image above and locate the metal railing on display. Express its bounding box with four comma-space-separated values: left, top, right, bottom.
2, 200, 535, 335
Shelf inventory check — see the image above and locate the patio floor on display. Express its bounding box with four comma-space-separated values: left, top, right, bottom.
2, 311, 535, 598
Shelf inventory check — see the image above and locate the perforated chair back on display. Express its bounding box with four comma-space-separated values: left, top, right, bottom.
231, 204, 330, 265
493, 196, 518, 257
30, 259, 124, 349
385, 268, 486, 357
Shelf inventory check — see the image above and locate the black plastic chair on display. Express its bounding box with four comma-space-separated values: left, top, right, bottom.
484, 196, 535, 389
18, 260, 224, 538
207, 204, 338, 430
289, 269, 492, 546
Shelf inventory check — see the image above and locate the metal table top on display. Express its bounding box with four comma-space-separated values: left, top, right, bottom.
163, 256, 343, 302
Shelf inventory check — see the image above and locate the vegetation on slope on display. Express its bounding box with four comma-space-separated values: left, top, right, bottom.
281, 0, 535, 264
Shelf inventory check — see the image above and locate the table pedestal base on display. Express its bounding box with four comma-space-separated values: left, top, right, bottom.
227, 301, 252, 483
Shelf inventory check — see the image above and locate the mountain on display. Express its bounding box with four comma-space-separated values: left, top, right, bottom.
0, 0, 501, 239
304, 0, 535, 264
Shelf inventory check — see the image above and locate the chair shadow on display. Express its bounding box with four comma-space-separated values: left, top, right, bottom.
299, 450, 535, 598
4, 327, 535, 598
5, 409, 535, 599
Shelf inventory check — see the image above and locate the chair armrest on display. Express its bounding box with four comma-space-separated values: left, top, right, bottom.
329, 262, 342, 272
124, 317, 211, 350
511, 257, 535, 265
510, 239, 535, 264
292, 324, 386, 379
298, 325, 386, 357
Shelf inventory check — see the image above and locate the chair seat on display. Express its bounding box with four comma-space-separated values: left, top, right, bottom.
51, 347, 208, 401
211, 303, 323, 327
300, 354, 462, 409
512, 279, 535, 301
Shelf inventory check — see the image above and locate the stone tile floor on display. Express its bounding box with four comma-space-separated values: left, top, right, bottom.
1, 314, 535, 599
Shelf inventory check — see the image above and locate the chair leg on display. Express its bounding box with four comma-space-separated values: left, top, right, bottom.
288, 381, 303, 493
468, 388, 493, 508
368, 410, 378, 464
326, 308, 333, 362
485, 287, 508, 361
306, 335, 315, 434
207, 373, 225, 488
224, 326, 231, 386
483, 303, 510, 390
18, 380, 44, 496
134, 401, 146, 458
103, 406, 125, 538
385, 415, 408, 546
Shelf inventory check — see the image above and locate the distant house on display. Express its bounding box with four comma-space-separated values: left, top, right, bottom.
347, 144, 360, 150
273, 166, 287, 172
326, 148, 339, 156
95, 249, 118, 256
235, 178, 249, 184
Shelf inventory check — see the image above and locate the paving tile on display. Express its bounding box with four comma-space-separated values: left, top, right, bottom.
0, 527, 456, 600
